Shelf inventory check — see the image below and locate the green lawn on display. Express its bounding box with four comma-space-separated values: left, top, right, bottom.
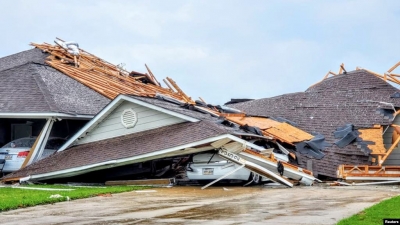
0, 184, 149, 212
337, 195, 400, 225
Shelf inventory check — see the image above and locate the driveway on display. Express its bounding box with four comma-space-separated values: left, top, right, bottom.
0, 185, 399, 225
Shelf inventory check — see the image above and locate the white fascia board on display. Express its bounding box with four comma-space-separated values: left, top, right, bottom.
58, 95, 199, 152
227, 135, 288, 161
0, 113, 93, 119
122, 95, 199, 122
28, 134, 234, 181
29, 160, 118, 181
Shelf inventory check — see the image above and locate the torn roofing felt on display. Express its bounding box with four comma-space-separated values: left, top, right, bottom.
334, 124, 359, 148
4, 120, 233, 180
0, 48, 110, 115
224, 98, 254, 105
296, 133, 331, 160
228, 70, 400, 178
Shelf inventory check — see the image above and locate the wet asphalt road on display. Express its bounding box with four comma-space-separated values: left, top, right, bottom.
0, 185, 399, 225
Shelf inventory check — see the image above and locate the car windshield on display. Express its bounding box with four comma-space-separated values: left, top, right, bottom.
2, 138, 36, 148
1, 137, 66, 149
45, 138, 66, 150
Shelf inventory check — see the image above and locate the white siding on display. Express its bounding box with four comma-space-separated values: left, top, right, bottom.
382, 115, 400, 165
76, 101, 186, 145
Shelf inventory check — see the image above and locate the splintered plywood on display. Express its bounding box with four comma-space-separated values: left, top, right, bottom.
264, 123, 314, 143
225, 116, 281, 129
358, 127, 386, 154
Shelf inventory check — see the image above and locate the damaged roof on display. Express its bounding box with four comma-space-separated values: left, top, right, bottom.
4, 120, 233, 180
131, 96, 222, 122
228, 70, 400, 177
0, 48, 110, 115
32, 42, 189, 102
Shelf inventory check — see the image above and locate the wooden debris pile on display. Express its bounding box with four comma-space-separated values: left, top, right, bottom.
32, 40, 193, 103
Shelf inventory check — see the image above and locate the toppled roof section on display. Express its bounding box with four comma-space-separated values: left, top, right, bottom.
4, 120, 231, 180
0, 49, 110, 115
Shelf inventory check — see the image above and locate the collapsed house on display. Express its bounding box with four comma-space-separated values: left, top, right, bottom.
4, 39, 398, 185
1, 40, 319, 187
228, 69, 400, 181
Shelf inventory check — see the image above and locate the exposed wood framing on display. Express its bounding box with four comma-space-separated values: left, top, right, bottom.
144, 64, 161, 86
309, 64, 346, 88
199, 97, 207, 104
31, 42, 188, 102
338, 165, 400, 180
388, 61, 400, 73
165, 77, 195, 104
314, 61, 400, 87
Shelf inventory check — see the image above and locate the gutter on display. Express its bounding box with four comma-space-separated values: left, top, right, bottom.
20, 160, 118, 182
17, 134, 292, 183
0, 112, 93, 119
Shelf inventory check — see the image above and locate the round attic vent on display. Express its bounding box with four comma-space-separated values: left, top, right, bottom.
121, 108, 138, 129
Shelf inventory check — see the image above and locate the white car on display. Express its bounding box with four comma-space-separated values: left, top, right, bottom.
186, 153, 256, 183
0, 137, 66, 174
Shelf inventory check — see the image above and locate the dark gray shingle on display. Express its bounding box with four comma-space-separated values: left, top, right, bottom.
0, 49, 110, 115
229, 70, 400, 178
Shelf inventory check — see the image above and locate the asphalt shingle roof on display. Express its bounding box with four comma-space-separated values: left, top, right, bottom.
0, 48, 47, 72
228, 70, 400, 177
0, 49, 110, 115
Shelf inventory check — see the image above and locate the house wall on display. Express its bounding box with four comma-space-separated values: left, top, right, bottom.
76, 101, 186, 145
382, 115, 400, 165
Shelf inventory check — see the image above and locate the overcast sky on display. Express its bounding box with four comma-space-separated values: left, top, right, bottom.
1, 1, 400, 104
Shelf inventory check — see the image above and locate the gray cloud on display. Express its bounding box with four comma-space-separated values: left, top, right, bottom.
1, 0, 400, 104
